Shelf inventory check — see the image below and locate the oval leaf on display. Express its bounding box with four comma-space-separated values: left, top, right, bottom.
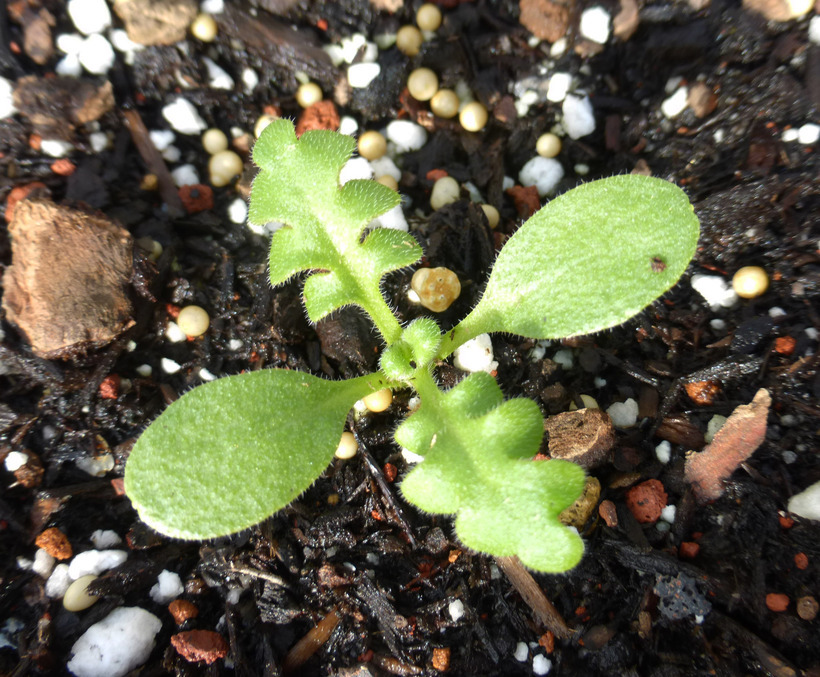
125, 370, 384, 539
452, 175, 699, 345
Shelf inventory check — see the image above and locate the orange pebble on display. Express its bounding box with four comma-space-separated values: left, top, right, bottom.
794, 552, 809, 570
178, 184, 214, 214
168, 599, 199, 624
765, 593, 789, 612
774, 336, 796, 356
679, 541, 700, 559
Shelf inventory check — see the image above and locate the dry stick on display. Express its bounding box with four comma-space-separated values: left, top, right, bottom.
495, 555, 573, 640
121, 108, 185, 217
281, 607, 340, 673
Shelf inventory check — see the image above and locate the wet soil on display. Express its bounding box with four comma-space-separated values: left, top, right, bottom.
1, 1, 820, 675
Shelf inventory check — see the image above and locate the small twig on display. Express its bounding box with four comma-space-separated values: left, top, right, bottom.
495, 555, 573, 640
282, 607, 340, 673
227, 564, 289, 589
121, 108, 184, 217
360, 447, 418, 548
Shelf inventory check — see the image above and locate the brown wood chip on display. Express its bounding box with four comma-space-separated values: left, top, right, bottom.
544, 408, 616, 469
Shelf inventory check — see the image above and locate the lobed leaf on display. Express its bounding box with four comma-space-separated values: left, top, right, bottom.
125, 369, 385, 539
249, 119, 422, 330
447, 175, 700, 351
397, 372, 586, 572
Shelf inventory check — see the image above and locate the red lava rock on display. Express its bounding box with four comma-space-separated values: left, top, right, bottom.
383, 463, 397, 482
178, 184, 214, 214
779, 514, 795, 529
538, 630, 555, 654
774, 336, 796, 355
794, 552, 809, 570
598, 499, 618, 527
50, 159, 76, 176
2, 199, 135, 359
110, 478, 126, 495
505, 184, 540, 219
625, 479, 668, 524
98, 375, 121, 400
684, 380, 721, 406
519, 0, 570, 43
765, 593, 789, 612
35, 527, 72, 559
426, 168, 449, 182
168, 599, 199, 624
5, 181, 49, 223
684, 389, 771, 503
679, 541, 700, 559
295, 100, 340, 136
171, 630, 228, 665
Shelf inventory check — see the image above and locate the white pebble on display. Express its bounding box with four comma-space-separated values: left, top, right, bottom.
563, 94, 596, 139
40, 139, 74, 157
68, 550, 128, 579
660, 504, 676, 523
798, 123, 820, 145
661, 86, 689, 118
135, 364, 152, 377
782, 128, 800, 142
75, 453, 114, 477
33, 549, 56, 578
149, 570, 183, 604
4, 451, 28, 472
165, 321, 187, 343
78, 34, 115, 75
453, 334, 498, 373
607, 398, 639, 427
710, 318, 726, 332
533, 655, 552, 675
810, 15, 820, 45
171, 164, 199, 186
579, 6, 611, 44
448, 599, 465, 621
519, 156, 564, 197
199, 368, 216, 381
57, 33, 84, 55
339, 116, 359, 136
203, 57, 234, 90
787, 480, 820, 521
46, 564, 72, 598
228, 198, 248, 224
386, 120, 428, 153
55, 54, 83, 77
401, 447, 425, 464
0, 77, 15, 119
229, 339, 244, 351
348, 63, 381, 88
67, 0, 111, 35
552, 349, 574, 369
89, 131, 109, 152
242, 67, 258, 90
782, 450, 798, 464
691, 274, 738, 310
768, 306, 787, 318
201, 0, 224, 12
161, 358, 182, 374
162, 98, 207, 135
109, 29, 141, 55
370, 155, 401, 181
149, 129, 175, 151
655, 440, 672, 464
67, 607, 161, 677
514, 641, 529, 662
547, 72, 572, 102
339, 157, 373, 185
430, 176, 460, 210
370, 204, 408, 231
90, 530, 121, 549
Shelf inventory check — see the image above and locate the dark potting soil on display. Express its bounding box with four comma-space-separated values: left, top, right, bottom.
1, 0, 819, 675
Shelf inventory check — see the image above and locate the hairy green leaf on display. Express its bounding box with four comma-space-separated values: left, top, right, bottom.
125, 370, 385, 539
445, 175, 700, 353
249, 119, 422, 338
397, 371, 585, 572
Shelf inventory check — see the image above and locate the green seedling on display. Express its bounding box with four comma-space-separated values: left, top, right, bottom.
125, 120, 699, 572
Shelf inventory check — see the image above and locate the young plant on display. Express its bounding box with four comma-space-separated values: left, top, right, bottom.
125, 120, 699, 573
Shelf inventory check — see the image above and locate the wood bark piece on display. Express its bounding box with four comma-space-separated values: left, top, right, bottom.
684, 389, 771, 503
112, 0, 198, 46
2, 199, 135, 359
544, 408, 616, 469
